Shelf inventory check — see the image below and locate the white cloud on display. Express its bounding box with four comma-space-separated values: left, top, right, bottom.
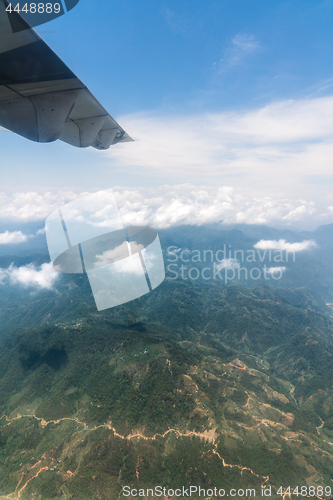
266, 266, 286, 275
216, 258, 239, 271
0, 191, 83, 222
232, 33, 260, 52
223, 33, 261, 66
0, 263, 59, 289
0, 231, 28, 244
254, 239, 317, 252
95, 243, 130, 267
282, 205, 313, 221
103, 95, 333, 205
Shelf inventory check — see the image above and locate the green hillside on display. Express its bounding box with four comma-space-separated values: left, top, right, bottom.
0, 279, 333, 499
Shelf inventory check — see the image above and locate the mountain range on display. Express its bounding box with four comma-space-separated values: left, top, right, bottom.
0, 223, 332, 499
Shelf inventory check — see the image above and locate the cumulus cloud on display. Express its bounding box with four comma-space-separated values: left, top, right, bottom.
0, 231, 28, 244
0, 263, 58, 289
0, 186, 323, 228
254, 239, 317, 252
282, 205, 313, 221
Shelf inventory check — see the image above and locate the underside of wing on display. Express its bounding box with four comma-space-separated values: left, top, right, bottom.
0, 0, 132, 149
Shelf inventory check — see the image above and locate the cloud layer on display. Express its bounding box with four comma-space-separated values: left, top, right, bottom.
105, 94, 333, 204
2, 93, 333, 230
0, 186, 328, 229
114, 186, 319, 228
2, 93, 333, 229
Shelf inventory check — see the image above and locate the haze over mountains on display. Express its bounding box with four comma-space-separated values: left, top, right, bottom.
0, 220, 331, 297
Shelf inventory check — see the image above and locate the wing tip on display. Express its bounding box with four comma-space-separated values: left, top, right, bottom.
91, 129, 133, 150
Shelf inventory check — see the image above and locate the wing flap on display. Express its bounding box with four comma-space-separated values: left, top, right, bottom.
66, 87, 107, 121
60, 115, 107, 148
92, 128, 119, 150
31, 89, 79, 142
0, 89, 79, 141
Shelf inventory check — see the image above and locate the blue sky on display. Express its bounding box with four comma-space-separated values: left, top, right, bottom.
2, 0, 333, 228
46, 0, 333, 114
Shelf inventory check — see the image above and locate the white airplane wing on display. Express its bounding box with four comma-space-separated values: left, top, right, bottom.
0, 0, 132, 149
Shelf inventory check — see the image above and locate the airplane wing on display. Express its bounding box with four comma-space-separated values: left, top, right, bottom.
0, 0, 132, 149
